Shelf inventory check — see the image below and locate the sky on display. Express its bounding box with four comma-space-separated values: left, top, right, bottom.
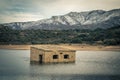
0, 0, 120, 23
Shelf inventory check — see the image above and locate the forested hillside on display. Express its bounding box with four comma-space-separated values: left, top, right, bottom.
0, 25, 120, 45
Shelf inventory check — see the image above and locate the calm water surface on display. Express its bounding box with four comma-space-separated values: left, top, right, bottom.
0, 49, 120, 80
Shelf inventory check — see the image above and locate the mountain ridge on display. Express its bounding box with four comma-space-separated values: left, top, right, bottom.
1, 8, 120, 30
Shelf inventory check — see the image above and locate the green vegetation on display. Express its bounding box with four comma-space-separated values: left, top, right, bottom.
0, 25, 120, 45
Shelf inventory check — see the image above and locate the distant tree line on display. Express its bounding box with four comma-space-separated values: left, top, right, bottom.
0, 25, 120, 45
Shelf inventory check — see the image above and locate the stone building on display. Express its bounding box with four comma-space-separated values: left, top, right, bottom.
30, 45, 76, 63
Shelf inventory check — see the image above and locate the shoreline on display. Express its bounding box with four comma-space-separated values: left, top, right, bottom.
0, 44, 120, 51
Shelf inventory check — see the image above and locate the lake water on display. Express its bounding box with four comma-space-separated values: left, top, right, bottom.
0, 49, 120, 80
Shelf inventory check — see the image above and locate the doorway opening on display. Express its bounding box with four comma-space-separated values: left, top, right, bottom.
39, 55, 43, 63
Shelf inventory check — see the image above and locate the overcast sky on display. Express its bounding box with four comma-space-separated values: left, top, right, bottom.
0, 0, 120, 23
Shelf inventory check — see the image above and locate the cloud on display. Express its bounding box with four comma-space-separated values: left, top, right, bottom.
26, 0, 120, 16
0, 0, 120, 23
0, 12, 44, 23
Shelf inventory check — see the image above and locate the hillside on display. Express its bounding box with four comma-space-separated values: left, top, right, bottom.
1, 9, 120, 30
0, 25, 120, 45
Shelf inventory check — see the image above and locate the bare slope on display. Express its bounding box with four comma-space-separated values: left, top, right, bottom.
2, 9, 120, 30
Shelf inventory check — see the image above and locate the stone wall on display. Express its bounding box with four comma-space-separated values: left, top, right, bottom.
30, 47, 45, 62
30, 47, 75, 63
44, 51, 75, 63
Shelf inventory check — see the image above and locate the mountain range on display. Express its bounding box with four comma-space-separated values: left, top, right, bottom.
1, 8, 120, 30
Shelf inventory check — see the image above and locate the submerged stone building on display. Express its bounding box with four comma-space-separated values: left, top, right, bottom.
30, 45, 76, 63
